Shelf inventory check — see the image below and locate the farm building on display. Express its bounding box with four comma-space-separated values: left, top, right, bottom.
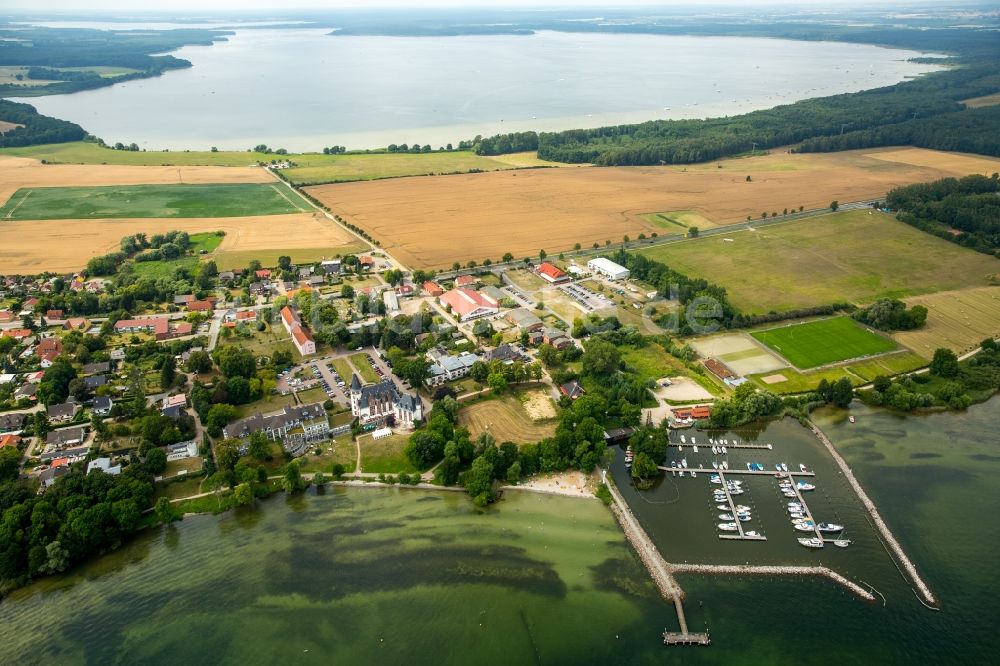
423, 281, 444, 296
454, 274, 476, 288
587, 257, 630, 280
506, 308, 543, 332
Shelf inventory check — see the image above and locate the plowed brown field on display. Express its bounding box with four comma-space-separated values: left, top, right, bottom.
306, 147, 1000, 269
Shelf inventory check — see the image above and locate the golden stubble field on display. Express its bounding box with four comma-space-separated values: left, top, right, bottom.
892, 286, 1000, 358
0, 212, 360, 274
0, 155, 273, 204
307, 147, 1000, 269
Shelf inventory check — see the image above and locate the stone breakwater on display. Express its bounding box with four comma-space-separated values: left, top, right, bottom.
670, 563, 876, 601
809, 420, 938, 607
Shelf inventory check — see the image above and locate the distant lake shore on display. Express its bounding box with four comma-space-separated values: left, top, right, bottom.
13, 29, 942, 152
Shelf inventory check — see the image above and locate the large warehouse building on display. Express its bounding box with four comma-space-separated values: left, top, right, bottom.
587, 257, 630, 280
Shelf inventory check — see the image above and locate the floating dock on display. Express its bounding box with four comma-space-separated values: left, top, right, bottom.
714, 470, 766, 541
660, 466, 816, 477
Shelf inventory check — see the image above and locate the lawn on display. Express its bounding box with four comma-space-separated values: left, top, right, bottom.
189, 231, 225, 253
0, 183, 311, 219
642, 210, 714, 230
619, 343, 687, 383
233, 392, 298, 419
297, 437, 357, 474
213, 245, 365, 271
751, 317, 897, 370
638, 210, 1000, 313
358, 433, 417, 474
349, 353, 380, 383
129, 256, 199, 279
330, 357, 357, 384
749, 350, 926, 394
296, 386, 328, 406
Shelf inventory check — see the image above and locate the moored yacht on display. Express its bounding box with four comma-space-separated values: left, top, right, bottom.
718, 522, 738, 532
798, 537, 824, 549
817, 523, 844, 533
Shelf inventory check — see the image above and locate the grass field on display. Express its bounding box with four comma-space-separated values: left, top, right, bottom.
0, 183, 310, 219
619, 343, 687, 383
305, 147, 1000, 269
130, 256, 199, 279
0, 142, 563, 182
358, 432, 417, 474
330, 357, 357, 385
750, 350, 926, 394
640, 210, 1000, 312
751, 317, 897, 369
349, 353, 380, 383
189, 231, 225, 253
213, 244, 365, 272
457, 396, 558, 444
891, 287, 1000, 358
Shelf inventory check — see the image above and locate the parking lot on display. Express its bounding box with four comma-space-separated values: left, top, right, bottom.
558, 282, 608, 312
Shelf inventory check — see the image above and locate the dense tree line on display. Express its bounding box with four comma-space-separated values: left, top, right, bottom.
466, 59, 1000, 163
885, 173, 1000, 254
459, 131, 539, 156
852, 298, 928, 331
0, 99, 86, 147
796, 105, 1000, 157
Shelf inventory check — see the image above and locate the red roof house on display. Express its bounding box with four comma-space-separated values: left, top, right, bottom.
537, 262, 569, 284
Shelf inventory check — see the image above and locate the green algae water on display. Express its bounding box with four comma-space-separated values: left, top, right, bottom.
1, 397, 997, 664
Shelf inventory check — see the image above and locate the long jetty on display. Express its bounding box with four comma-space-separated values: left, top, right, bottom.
808, 420, 938, 607
604, 473, 710, 646
659, 466, 816, 477
670, 564, 875, 601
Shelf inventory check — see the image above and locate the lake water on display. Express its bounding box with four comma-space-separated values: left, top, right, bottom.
0, 397, 996, 664
15, 29, 942, 152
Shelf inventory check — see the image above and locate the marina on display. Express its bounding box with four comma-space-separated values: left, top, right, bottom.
712, 470, 766, 541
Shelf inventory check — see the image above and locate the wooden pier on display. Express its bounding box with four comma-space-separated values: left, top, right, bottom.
663, 631, 711, 646
714, 470, 767, 541
659, 466, 815, 477
675, 443, 772, 450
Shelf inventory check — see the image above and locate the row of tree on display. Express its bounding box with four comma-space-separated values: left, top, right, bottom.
0, 99, 86, 147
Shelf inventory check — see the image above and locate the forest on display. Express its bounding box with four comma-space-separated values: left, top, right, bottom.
0, 99, 86, 147
528, 63, 1000, 165
885, 173, 1000, 255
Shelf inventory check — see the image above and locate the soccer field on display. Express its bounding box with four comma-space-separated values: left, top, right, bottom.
750, 317, 898, 369
0, 183, 311, 219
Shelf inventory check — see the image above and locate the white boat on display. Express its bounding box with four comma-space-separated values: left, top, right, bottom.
729, 490, 745, 496
781, 464, 789, 472
789, 512, 805, 519
716, 504, 729, 511
719, 513, 734, 521
767, 444, 773, 450
679, 471, 685, 477
681, 435, 687, 444
745, 530, 762, 537
783, 491, 797, 498
722, 461, 729, 470
775, 464, 782, 472
833, 539, 852, 548
721, 446, 727, 454
849, 415, 856, 423
794, 523, 816, 532
800, 464, 808, 473
691, 437, 696, 445
718, 522, 739, 532
796, 482, 816, 492
693, 445, 698, 453
746, 463, 752, 470
681, 458, 688, 468
817, 523, 844, 533
735, 505, 751, 512
712, 462, 719, 469
798, 537, 824, 549
691, 471, 697, 478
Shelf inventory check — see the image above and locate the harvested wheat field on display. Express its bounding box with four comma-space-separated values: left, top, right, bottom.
0, 155, 273, 205
458, 396, 558, 444
892, 287, 1000, 359
0, 212, 361, 274
307, 147, 1000, 269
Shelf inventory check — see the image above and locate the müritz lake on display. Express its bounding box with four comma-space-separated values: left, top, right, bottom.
1, 397, 996, 664
16, 28, 943, 151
